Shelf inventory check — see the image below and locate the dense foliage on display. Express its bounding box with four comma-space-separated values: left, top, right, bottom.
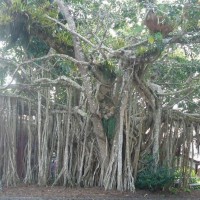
136, 165, 177, 191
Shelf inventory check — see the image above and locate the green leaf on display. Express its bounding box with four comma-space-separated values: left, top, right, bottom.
148, 36, 155, 44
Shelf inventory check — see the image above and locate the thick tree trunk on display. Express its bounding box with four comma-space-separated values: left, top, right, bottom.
37, 90, 50, 186
78, 116, 90, 184
24, 102, 32, 183
125, 94, 135, 192
37, 91, 42, 185
152, 98, 162, 169
117, 90, 128, 191
63, 89, 72, 186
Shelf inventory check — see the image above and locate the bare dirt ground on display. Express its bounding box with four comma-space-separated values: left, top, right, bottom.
0, 185, 200, 199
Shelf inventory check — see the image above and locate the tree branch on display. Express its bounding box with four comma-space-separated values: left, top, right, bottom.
158, 85, 198, 96
31, 22, 74, 56
163, 109, 200, 123
46, 15, 96, 48
34, 76, 84, 91
21, 54, 89, 66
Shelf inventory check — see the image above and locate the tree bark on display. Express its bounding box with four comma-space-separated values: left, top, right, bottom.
152, 98, 162, 169
117, 90, 128, 191
63, 89, 72, 186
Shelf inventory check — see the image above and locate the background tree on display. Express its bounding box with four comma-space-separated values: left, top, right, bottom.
0, 0, 199, 191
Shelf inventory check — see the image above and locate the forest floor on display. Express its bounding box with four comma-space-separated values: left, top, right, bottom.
0, 185, 200, 199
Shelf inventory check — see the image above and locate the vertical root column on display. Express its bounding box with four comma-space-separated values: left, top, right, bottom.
3, 97, 19, 186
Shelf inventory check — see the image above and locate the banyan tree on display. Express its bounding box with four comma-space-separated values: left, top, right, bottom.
0, 0, 200, 191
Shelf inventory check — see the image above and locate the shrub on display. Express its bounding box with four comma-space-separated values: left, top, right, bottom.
135, 158, 178, 191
